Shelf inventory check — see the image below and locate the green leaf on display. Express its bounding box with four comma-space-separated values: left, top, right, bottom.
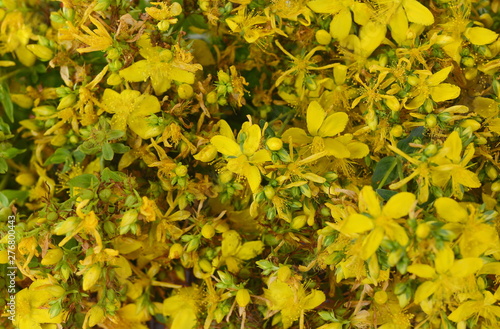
0, 147, 25, 159
0, 158, 7, 173
0, 82, 14, 122
110, 143, 130, 154
107, 130, 125, 141
372, 156, 398, 188
0, 192, 9, 207
397, 126, 424, 153
67, 174, 98, 188
101, 168, 125, 182
44, 148, 72, 165
102, 143, 114, 161
376, 189, 398, 201
1, 190, 29, 204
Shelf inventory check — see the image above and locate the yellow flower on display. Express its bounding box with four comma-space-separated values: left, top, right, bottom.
430, 131, 481, 199
264, 269, 325, 329
0, 12, 36, 66
210, 119, 271, 193
55, 199, 103, 253
65, 16, 113, 53
218, 230, 264, 273
274, 41, 337, 100
339, 186, 415, 260
226, 7, 273, 43
405, 66, 461, 109
163, 286, 202, 329
282, 101, 369, 159
14, 279, 67, 329
101, 89, 162, 139
119, 34, 202, 95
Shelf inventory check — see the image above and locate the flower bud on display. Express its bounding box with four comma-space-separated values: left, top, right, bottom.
15, 173, 36, 186
266, 137, 283, 151
26, 44, 54, 61
460, 119, 481, 131
121, 210, 138, 228
178, 84, 194, 99
41, 248, 64, 265
315, 29, 331, 45
291, 215, 307, 230
407, 75, 419, 86
236, 289, 251, 307
57, 94, 77, 110
416, 223, 430, 239
277, 266, 291, 282
88, 305, 105, 327
107, 73, 122, 86
194, 144, 218, 162
201, 223, 215, 239
199, 258, 213, 273
486, 165, 498, 180
491, 180, 500, 192
206, 91, 218, 104
390, 125, 403, 138
175, 165, 188, 177
83, 264, 102, 290
374, 290, 388, 304
425, 114, 437, 128
10, 94, 33, 109
168, 243, 183, 259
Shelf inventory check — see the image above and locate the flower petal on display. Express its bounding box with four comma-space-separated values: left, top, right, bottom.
361, 226, 384, 260
318, 112, 349, 137
383, 192, 415, 218
330, 8, 352, 41
307, 101, 325, 136
323, 138, 350, 158
430, 83, 460, 102
341, 213, 374, 234
464, 27, 498, 45
402, 0, 434, 25
281, 128, 311, 145
211, 136, 241, 157
434, 197, 468, 222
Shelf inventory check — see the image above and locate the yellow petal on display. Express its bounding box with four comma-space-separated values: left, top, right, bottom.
383, 192, 415, 218
318, 112, 349, 137
359, 22, 387, 57
434, 197, 468, 222
281, 128, 311, 145
427, 66, 453, 86
478, 262, 500, 275
346, 142, 369, 158
453, 167, 481, 188
243, 124, 261, 156
351, 2, 372, 25
435, 245, 454, 274
307, 0, 343, 13
448, 301, 481, 322
119, 60, 150, 82
464, 27, 498, 45
472, 96, 498, 118
389, 6, 409, 44
330, 8, 352, 41
407, 263, 436, 279
218, 120, 234, 140
221, 230, 241, 257
307, 101, 325, 136
359, 186, 381, 217
402, 0, 434, 25
236, 241, 265, 260
414, 281, 439, 303
341, 214, 374, 234
210, 135, 241, 157
323, 138, 350, 158
442, 131, 462, 163
302, 289, 326, 310
250, 149, 272, 163
450, 258, 483, 278
430, 84, 460, 102
244, 165, 262, 193
361, 227, 384, 260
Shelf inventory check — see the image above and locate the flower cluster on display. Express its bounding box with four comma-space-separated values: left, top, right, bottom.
1, 0, 500, 329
